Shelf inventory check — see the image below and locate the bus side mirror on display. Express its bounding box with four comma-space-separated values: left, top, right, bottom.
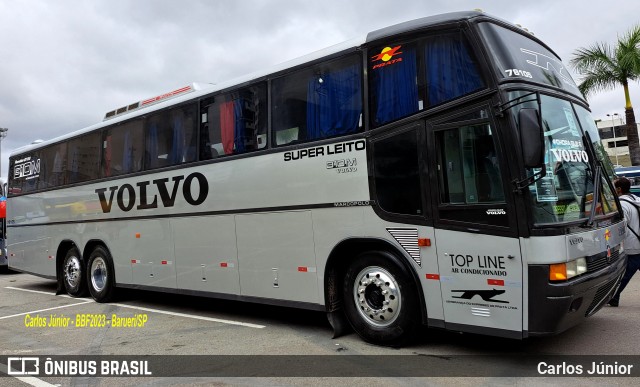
519, 108, 544, 168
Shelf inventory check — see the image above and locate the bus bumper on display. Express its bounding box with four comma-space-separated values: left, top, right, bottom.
527, 253, 626, 336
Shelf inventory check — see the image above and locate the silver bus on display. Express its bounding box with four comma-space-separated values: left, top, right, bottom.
7, 11, 625, 346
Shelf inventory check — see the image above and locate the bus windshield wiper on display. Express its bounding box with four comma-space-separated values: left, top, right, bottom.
582, 131, 622, 226
586, 164, 601, 227
495, 91, 538, 117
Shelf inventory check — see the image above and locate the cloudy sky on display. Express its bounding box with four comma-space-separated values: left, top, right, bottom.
1, 0, 639, 182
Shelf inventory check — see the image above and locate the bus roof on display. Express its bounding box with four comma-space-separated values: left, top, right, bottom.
12, 10, 519, 157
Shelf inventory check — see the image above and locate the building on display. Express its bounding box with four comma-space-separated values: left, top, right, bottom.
596, 116, 640, 167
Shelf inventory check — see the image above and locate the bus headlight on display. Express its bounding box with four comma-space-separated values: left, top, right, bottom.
549, 257, 587, 281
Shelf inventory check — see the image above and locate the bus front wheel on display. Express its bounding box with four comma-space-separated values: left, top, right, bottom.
87, 246, 116, 303
343, 251, 420, 346
62, 247, 87, 297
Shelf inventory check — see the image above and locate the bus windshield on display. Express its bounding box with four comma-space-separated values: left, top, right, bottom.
478, 22, 582, 98
510, 92, 618, 224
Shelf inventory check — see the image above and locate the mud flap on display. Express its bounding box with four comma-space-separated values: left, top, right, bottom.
56, 274, 65, 295
327, 310, 352, 339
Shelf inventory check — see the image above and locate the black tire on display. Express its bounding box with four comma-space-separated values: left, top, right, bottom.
86, 246, 116, 303
343, 251, 420, 346
62, 247, 87, 297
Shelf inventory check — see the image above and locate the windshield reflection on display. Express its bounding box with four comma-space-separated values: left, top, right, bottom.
510, 92, 617, 224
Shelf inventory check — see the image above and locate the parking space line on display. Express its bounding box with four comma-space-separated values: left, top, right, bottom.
5, 286, 71, 298
4, 286, 266, 329
111, 303, 266, 328
0, 363, 57, 387
0, 300, 93, 320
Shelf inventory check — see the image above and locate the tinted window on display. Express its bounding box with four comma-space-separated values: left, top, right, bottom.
145, 103, 197, 169
67, 133, 101, 183
369, 42, 419, 126
436, 124, 504, 204
41, 143, 67, 189
272, 54, 362, 146
102, 119, 144, 177
508, 93, 617, 223
478, 22, 580, 96
369, 32, 485, 127
423, 33, 484, 106
9, 151, 43, 194
373, 129, 422, 215
200, 83, 267, 159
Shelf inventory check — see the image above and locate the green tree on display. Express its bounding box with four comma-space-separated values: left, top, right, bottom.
571, 26, 640, 165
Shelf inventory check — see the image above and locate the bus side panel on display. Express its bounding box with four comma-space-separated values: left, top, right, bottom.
357, 211, 445, 322
236, 211, 319, 303
111, 219, 176, 288
434, 229, 523, 335
412, 226, 444, 322
140, 219, 175, 288
7, 193, 52, 275
312, 207, 446, 322
173, 215, 240, 294
310, 207, 366, 305
9, 231, 52, 277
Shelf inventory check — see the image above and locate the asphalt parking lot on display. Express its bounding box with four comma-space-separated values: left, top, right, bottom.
2, 269, 640, 386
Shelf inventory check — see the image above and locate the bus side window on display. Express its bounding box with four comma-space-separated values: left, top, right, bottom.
369, 43, 419, 127
102, 119, 144, 177
369, 33, 485, 128
145, 103, 197, 169
373, 128, 423, 216
200, 84, 267, 160
40, 143, 67, 189
423, 33, 485, 107
436, 124, 504, 205
67, 132, 101, 184
272, 54, 362, 146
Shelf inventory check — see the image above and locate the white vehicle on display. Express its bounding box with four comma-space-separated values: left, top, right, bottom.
7, 11, 625, 346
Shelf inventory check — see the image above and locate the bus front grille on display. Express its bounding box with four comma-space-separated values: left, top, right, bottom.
586, 246, 620, 273
584, 273, 622, 317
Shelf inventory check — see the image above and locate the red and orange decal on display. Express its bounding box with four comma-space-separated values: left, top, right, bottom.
371, 45, 404, 70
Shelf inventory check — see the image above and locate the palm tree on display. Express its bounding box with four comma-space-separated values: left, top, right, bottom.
571, 25, 640, 165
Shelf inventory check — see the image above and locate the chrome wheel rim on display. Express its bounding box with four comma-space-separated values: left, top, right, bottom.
64, 255, 82, 289
90, 257, 107, 292
353, 266, 401, 327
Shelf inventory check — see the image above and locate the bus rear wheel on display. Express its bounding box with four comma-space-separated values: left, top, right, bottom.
87, 246, 116, 303
62, 247, 87, 297
343, 251, 419, 346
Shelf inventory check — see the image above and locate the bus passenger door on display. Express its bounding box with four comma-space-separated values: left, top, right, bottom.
428, 111, 524, 338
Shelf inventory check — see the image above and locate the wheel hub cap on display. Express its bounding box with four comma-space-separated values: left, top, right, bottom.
64, 257, 81, 288
91, 257, 107, 292
353, 267, 401, 327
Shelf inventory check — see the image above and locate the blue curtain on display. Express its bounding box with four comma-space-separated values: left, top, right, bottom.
372, 46, 418, 126
170, 115, 184, 164
233, 99, 246, 153
306, 64, 362, 140
425, 35, 484, 106
146, 124, 158, 168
